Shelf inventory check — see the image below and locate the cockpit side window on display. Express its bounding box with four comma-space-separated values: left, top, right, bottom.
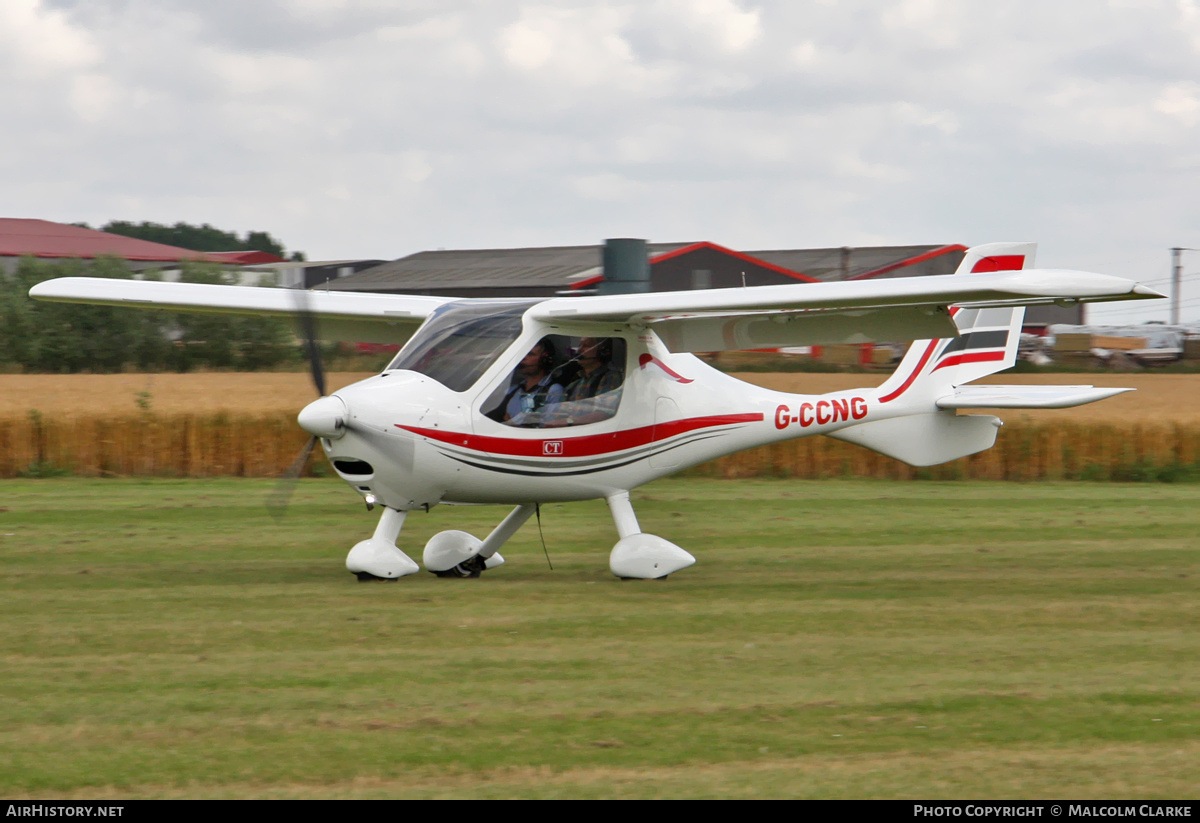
481, 335, 627, 428
385, 301, 536, 392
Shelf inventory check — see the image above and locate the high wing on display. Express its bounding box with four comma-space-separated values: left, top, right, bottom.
529, 269, 1163, 352
31, 263, 1163, 352
29, 277, 455, 345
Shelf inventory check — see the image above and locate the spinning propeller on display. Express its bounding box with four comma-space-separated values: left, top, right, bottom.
268, 288, 351, 518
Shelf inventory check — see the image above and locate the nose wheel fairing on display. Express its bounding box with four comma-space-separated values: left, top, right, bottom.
345, 508, 420, 580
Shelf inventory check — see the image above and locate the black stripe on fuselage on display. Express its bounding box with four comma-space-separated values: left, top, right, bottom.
940, 329, 1010, 356
428, 426, 747, 471
440, 433, 727, 477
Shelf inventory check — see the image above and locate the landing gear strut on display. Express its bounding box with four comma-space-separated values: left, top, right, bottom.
347, 496, 695, 581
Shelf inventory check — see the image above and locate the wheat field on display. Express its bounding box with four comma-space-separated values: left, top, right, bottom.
0, 373, 377, 417
0, 371, 1196, 479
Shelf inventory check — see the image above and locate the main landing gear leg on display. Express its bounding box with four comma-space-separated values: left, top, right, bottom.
423, 503, 536, 578
346, 507, 421, 581
605, 491, 696, 579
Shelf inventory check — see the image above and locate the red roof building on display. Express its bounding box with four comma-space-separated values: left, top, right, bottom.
206, 250, 287, 265
0, 218, 224, 267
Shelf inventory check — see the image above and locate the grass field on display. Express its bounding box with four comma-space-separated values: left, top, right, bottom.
1, 477, 1196, 798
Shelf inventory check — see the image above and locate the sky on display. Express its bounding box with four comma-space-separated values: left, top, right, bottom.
2, 0, 1198, 324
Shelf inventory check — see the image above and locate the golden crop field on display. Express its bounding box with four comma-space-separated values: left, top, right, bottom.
0, 372, 377, 417
0, 371, 1197, 479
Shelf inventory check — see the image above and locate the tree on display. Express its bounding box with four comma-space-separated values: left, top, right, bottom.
0, 258, 296, 373
95, 220, 298, 259
0, 257, 149, 373
171, 263, 294, 371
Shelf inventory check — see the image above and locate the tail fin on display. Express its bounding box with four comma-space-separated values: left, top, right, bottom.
833, 241, 1140, 466
873, 242, 1035, 410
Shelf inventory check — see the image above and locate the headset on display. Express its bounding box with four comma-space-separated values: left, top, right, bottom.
577, 337, 613, 364
534, 338, 557, 374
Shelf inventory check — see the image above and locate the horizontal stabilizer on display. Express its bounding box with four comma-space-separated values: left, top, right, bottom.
935, 385, 1132, 410
828, 412, 1002, 467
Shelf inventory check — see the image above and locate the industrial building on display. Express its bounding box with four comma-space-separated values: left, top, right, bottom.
325, 240, 965, 297
326, 239, 1080, 325
1, 220, 1083, 324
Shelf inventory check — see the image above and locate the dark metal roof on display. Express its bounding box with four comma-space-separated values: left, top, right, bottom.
326, 241, 967, 295
748, 245, 964, 282
328, 243, 693, 292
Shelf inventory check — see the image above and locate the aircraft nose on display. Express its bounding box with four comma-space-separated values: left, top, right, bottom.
298, 395, 348, 439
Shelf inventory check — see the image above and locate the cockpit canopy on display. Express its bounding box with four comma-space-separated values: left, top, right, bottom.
385, 300, 536, 392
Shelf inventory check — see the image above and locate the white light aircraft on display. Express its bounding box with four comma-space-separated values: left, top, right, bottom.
31, 243, 1163, 581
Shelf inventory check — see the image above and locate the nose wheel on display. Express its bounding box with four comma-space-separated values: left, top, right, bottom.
345, 507, 421, 580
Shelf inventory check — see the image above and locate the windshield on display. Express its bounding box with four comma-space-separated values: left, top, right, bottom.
385, 300, 538, 392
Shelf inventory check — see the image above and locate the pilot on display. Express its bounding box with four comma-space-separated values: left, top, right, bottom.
503, 339, 564, 427
546, 337, 622, 427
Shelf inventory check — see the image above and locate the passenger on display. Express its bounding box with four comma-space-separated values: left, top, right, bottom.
503, 339, 564, 427
546, 337, 623, 427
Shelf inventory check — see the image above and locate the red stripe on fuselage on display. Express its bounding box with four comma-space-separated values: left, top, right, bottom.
637, 353, 695, 383
879, 339, 940, 403
397, 413, 764, 458
878, 307, 966, 403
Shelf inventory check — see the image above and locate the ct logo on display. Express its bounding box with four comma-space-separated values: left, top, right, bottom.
542, 440, 564, 456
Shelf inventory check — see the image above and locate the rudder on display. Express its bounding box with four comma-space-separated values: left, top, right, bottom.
874, 242, 1035, 410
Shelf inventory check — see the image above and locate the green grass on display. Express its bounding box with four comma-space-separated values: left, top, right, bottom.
0, 478, 1197, 798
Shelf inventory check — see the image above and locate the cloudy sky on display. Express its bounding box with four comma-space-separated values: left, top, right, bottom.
3, 0, 1198, 322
